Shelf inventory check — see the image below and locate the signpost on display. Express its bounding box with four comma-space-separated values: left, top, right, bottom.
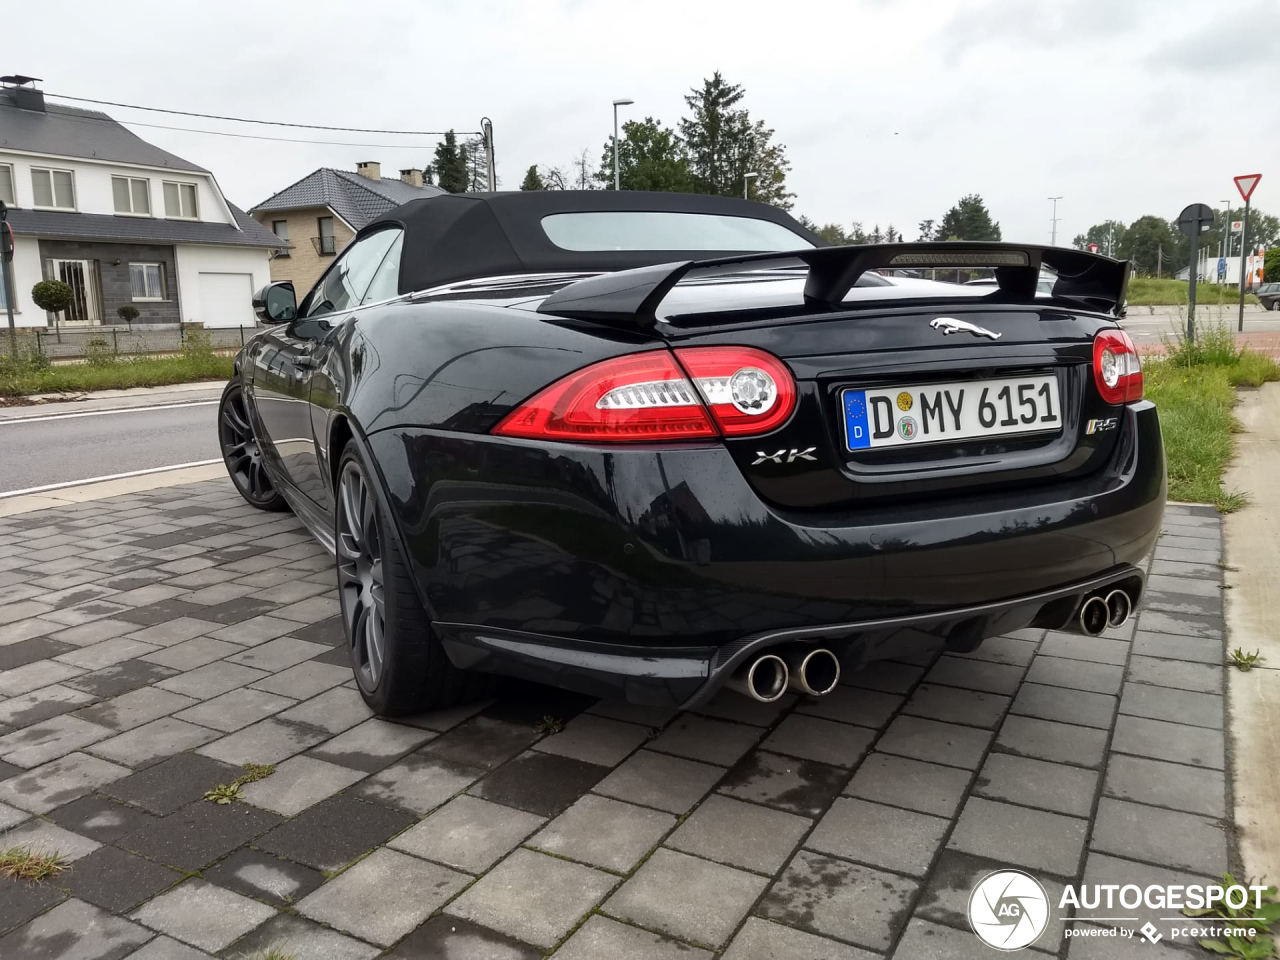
1234, 174, 1261, 331
1088, 243, 1099, 253
1218, 257, 1228, 281
0, 201, 16, 355
1177, 203, 1216, 343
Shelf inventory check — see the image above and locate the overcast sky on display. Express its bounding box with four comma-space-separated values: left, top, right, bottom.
11, 0, 1278, 243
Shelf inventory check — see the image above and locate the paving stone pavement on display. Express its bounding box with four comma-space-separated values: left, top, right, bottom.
0, 480, 1231, 958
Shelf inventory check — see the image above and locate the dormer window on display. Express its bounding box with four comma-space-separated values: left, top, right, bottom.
31, 167, 75, 210
112, 176, 151, 216
163, 181, 198, 220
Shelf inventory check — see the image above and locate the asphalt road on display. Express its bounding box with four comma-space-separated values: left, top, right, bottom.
0, 399, 223, 495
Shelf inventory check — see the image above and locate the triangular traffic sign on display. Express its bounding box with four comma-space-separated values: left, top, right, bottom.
1234, 174, 1261, 201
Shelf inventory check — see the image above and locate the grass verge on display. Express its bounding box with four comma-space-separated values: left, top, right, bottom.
1128, 277, 1258, 307
1146, 325, 1280, 510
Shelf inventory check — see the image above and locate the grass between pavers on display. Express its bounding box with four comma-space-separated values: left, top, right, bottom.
1146, 326, 1280, 511
0, 845, 69, 882
1128, 277, 1259, 307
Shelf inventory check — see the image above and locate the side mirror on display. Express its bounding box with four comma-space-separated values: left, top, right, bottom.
253, 281, 297, 324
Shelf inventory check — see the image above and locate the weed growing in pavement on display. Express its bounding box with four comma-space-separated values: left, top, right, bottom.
0, 846, 69, 882
535, 715, 564, 735
1229, 648, 1266, 671
204, 763, 277, 804
239, 948, 297, 960
1183, 873, 1280, 958
239, 763, 276, 782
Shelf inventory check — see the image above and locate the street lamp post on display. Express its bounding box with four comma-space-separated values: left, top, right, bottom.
1221, 200, 1232, 264
744, 172, 758, 199
1048, 196, 1063, 246
611, 98, 633, 191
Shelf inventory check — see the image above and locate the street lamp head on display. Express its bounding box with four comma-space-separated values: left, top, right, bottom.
612, 98, 634, 107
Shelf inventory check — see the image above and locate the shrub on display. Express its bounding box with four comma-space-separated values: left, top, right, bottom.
1265, 247, 1280, 284
30, 280, 74, 314
180, 324, 213, 360
83, 337, 118, 367
116, 304, 140, 325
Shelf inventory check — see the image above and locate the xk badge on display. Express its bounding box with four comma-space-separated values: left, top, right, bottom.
751, 447, 818, 465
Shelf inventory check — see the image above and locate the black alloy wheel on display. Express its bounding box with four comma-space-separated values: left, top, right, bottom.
218, 381, 288, 512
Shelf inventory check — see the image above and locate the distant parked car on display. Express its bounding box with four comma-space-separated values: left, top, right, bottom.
1256, 282, 1280, 310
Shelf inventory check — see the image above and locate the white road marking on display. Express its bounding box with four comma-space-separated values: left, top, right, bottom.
0, 400, 219, 426
0, 459, 223, 499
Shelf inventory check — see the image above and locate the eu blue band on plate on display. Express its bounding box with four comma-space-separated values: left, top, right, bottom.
844, 390, 870, 450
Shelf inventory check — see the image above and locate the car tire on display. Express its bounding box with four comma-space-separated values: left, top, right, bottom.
218, 380, 289, 512
335, 441, 481, 716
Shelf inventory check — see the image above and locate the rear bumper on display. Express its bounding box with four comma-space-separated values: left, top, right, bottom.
369, 398, 1164, 699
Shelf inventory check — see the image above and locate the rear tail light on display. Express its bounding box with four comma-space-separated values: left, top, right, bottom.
1092, 329, 1143, 404
492, 346, 796, 442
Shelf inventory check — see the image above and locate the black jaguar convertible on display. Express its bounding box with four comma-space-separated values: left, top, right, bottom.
219, 191, 1164, 715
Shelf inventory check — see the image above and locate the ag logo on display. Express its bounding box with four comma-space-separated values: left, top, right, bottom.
968, 869, 1049, 951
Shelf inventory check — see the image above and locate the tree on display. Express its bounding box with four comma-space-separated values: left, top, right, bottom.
1264, 247, 1280, 284
813, 223, 850, 245
463, 135, 489, 192
31, 280, 74, 314
520, 165, 546, 191
596, 117, 693, 192
936, 195, 1001, 241
1123, 215, 1177, 276
885, 224, 900, 243
1072, 220, 1126, 257
570, 148, 598, 190
869, 224, 883, 243
431, 131, 469, 193
917, 219, 936, 241
679, 71, 793, 207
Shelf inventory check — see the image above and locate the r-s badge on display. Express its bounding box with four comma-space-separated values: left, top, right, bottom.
1086, 417, 1118, 435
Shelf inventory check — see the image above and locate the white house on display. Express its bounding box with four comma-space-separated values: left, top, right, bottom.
0, 74, 279, 329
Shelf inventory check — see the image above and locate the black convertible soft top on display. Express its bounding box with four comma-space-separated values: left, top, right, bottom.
364, 191, 823, 295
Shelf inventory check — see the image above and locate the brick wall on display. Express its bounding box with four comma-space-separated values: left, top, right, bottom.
252, 206, 355, 297
37, 239, 180, 325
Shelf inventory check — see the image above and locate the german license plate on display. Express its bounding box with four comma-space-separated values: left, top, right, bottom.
842, 374, 1061, 450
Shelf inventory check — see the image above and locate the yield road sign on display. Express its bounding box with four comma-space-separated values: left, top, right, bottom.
1235, 174, 1261, 202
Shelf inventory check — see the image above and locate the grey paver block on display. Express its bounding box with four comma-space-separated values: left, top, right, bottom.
758, 848, 918, 950
155, 661, 269, 700
649, 715, 762, 766
125, 617, 221, 646
256, 794, 412, 871
1119, 682, 1223, 729
102, 752, 240, 816
1126, 655, 1222, 694
892, 917, 1054, 959
54, 638, 159, 671
450, 847, 616, 949
0, 800, 29, 829
1081, 852, 1217, 933
1111, 715, 1224, 769
876, 714, 992, 769
593, 749, 724, 814
604, 846, 765, 948
196, 717, 330, 765
380, 915, 540, 960
1038, 632, 1129, 665
298, 847, 468, 946
0, 899, 151, 959
960, 633, 1040, 666
1025, 656, 1124, 695
119, 800, 281, 872
3, 817, 100, 861
667, 793, 808, 874
469, 750, 608, 818
240, 754, 366, 815
796, 684, 902, 729
0, 874, 66, 936
202, 848, 324, 906
903, 683, 1009, 728
1139, 609, 1223, 639
73, 686, 198, 731
1090, 797, 1227, 874
308, 717, 435, 771
278, 685, 373, 734
139, 636, 239, 670
355, 750, 482, 815
63, 660, 179, 699
89, 716, 219, 766
1103, 754, 1225, 817
0, 751, 131, 813
131, 879, 275, 952
1131, 631, 1221, 664
533, 713, 649, 767
925, 655, 1025, 694
0, 714, 113, 767
994, 714, 1109, 768
1145, 573, 1222, 598
531, 793, 674, 872
975, 752, 1098, 817
718, 750, 846, 817
723, 917, 878, 960
762, 713, 875, 768
558, 915, 714, 960
949, 796, 1087, 876
1011, 683, 1115, 729
61, 844, 181, 913
223, 913, 380, 960
175, 687, 295, 732
249, 660, 349, 698
391, 794, 544, 873
695, 688, 797, 727
844, 752, 971, 818
208, 613, 301, 647
809, 795, 950, 877
0, 658, 85, 696
124, 936, 216, 960
1067, 935, 1194, 959
225, 635, 327, 672
0, 683, 94, 727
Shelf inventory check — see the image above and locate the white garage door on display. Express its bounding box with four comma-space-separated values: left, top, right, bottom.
196, 272, 255, 328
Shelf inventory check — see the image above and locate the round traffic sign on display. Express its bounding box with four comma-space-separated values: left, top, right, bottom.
1177, 203, 1215, 237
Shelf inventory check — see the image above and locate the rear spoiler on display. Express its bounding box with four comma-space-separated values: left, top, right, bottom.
536, 242, 1130, 330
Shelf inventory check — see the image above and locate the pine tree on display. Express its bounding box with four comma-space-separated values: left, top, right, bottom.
431, 131, 469, 194
520, 165, 546, 191
936, 195, 1001, 241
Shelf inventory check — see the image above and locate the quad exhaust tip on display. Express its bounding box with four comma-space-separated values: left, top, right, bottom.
726, 653, 789, 703
1105, 589, 1132, 628
784, 647, 841, 697
1078, 589, 1133, 636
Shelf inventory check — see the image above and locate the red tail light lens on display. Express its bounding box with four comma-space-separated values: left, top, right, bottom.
1092, 329, 1143, 405
492, 346, 797, 443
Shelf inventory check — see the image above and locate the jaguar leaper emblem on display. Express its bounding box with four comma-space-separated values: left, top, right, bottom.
930, 317, 1002, 340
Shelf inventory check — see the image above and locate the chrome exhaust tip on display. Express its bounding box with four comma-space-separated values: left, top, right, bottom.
784, 647, 841, 697
1079, 596, 1110, 636
1104, 589, 1132, 628
725, 653, 789, 703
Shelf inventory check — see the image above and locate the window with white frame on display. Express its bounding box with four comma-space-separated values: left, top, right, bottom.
0, 164, 14, 206
112, 176, 151, 216
272, 219, 290, 257
162, 181, 198, 219
129, 262, 166, 301
31, 168, 75, 210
